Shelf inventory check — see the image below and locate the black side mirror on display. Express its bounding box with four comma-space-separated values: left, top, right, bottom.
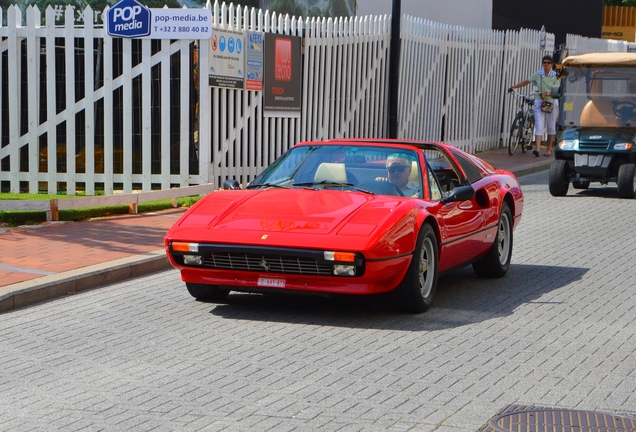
551, 84, 561, 99
222, 179, 241, 190
441, 185, 475, 204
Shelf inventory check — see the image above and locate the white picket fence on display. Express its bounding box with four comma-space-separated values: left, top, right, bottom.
565, 33, 629, 56
2, 1, 615, 196
0, 5, 198, 196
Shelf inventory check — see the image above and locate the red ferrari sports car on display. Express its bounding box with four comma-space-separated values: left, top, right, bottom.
165, 139, 523, 313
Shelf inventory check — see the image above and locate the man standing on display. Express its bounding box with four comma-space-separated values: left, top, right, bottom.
508, 55, 560, 157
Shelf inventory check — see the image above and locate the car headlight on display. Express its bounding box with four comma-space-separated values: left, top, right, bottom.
324, 251, 359, 276
558, 139, 578, 150
183, 255, 203, 265
333, 265, 356, 276
614, 143, 633, 150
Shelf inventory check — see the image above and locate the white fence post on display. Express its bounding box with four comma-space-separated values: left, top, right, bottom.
84, 7, 96, 196
7, 6, 20, 193
103, 8, 115, 195
64, 5, 76, 195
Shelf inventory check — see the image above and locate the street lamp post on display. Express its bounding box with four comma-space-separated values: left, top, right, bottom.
388, 0, 401, 138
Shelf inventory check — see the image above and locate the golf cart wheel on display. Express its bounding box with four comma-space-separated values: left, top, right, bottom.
549, 160, 570, 197
617, 163, 636, 199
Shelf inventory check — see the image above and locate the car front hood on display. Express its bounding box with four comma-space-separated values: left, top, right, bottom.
167, 189, 407, 247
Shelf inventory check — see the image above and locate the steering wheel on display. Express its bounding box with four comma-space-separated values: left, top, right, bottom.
612, 101, 636, 121
374, 181, 405, 197
359, 180, 405, 196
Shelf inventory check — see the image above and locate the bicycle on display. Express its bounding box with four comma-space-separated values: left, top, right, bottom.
507, 89, 535, 155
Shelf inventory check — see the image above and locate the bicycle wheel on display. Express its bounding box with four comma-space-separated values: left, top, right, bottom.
521, 112, 534, 153
508, 116, 523, 155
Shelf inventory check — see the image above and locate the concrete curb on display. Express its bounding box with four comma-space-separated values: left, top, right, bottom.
509, 159, 552, 178
0, 249, 172, 314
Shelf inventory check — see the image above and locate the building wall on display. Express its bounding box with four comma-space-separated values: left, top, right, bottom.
492, 0, 603, 47
356, 0, 492, 29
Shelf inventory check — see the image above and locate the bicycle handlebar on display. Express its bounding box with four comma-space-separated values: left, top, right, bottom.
509, 88, 535, 105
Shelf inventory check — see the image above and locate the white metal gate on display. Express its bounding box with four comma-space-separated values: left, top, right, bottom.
0, 5, 198, 195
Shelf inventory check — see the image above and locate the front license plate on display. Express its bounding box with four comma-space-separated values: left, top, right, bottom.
257, 277, 286, 288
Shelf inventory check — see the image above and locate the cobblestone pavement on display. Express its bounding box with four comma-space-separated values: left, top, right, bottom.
1, 171, 635, 431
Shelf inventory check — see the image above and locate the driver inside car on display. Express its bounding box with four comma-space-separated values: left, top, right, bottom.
386, 153, 420, 197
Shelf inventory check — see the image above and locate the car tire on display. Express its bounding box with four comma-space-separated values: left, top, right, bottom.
572, 180, 590, 189
617, 163, 636, 199
397, 223, 438, 314
549, 160, 569, 196
472, 202, 513, 278
186, 283, 230, 302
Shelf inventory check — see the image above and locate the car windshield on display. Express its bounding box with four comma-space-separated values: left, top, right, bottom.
560, 66, 636, 127
247, 145, 423, 198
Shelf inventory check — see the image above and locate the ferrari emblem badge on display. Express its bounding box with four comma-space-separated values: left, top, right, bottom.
259, 258, 270, 272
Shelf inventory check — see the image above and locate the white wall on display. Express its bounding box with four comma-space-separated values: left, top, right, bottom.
356, 0, 492, 29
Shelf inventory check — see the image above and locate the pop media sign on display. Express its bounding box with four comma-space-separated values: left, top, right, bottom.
263, 33, 301, 118
106, 0, 151, 38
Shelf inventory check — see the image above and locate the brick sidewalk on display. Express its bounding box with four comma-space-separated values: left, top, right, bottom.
0, 208, 186, 288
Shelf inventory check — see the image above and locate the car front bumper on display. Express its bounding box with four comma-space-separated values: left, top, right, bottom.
173, 255, 412, 296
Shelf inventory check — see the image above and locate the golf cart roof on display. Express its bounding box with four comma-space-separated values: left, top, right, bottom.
562, 52, 636, 67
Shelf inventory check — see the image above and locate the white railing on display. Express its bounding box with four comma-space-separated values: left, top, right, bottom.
1, 1, 619, 197
399, 19, 549, 153
0, 5, 198, 196
566, 34, 629, 56
201, 4, 391, 188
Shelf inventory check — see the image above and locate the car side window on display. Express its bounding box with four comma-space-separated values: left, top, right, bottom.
453, 153, 483, 184
422, 149, 462, 194
425, 160, 443, 201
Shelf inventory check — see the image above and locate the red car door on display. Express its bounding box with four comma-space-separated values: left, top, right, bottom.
435, 197, 486, 272
422, 147, 488, 272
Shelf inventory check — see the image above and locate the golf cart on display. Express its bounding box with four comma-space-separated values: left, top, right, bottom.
550, 52, 636, 198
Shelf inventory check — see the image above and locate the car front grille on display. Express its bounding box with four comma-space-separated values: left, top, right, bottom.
579, 140, 610, 151
201, 253, 333, 276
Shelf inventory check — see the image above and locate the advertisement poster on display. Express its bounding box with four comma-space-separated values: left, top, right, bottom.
245, 31, 264, 91
263, 33, 302, 118
105, 0, 213, 40
209, 28, 245, 89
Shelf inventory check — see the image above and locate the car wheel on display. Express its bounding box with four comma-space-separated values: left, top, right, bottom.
472, 202, 513, 278
186, 283, 230, 302
397, 223, 438, 313
572, 180, 590, 190
549, 160, 569, 196
617, 163, 636, 199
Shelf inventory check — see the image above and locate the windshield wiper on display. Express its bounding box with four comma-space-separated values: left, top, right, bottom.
292, 181, 373, 194
245, 183, 290, 190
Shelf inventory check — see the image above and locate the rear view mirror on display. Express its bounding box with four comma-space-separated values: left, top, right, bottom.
222, 179, 241, 190
441, 185, 475, 204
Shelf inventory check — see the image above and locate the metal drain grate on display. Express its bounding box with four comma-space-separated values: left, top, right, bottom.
480, 405, 636, 432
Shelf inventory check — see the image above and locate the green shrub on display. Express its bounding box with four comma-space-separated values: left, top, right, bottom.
0, 196, 202, 226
